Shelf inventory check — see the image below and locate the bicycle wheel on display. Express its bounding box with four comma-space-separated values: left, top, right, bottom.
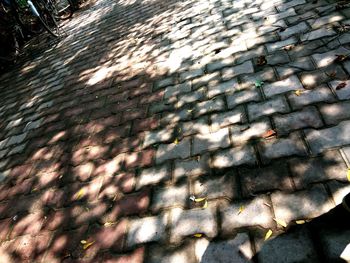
49, 0, 73, 20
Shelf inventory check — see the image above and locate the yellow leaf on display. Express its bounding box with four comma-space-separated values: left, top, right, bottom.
80, 240, 87, 244
347, 169, 350, 182
264, 229, 273, 240
193, 233, 202, 237
273, 218, 287, 228
202, 200, 208, 209
104, 222, 115, 227
294, 89, 304, 96
194, 197, 206, 202
75, 188, 85, 200
238, 205, 244, 215
295, 220, 306, 225
83, 241, 95, 250
187, 109, 193, 113
174, 138, 179, 145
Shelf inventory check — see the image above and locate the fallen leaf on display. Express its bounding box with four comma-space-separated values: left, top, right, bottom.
326, 71, 337, 78
257, 56, 267, 66
238, 205, 244, 215
347, 169, 350, 182
104, 222, 116, 227
80, 240, 87, 244
194, 197, 206, 202
294, 89, 304, 96
187, 109, 193, 113
174, 138, 179, 145
295, 220, 306, 225
202, 200, 208, 209
189, 195, 196, 201
334, 54, 348, 62
336, 82, 347, 90
262, 129, 276, 139
194, 233, 203, 237
255, 80, 264, 88
279, 27, 286, 32
265, 229, 273, 241
283, 45, 294, 51
83, 241, 95, 250
273, 218, 287, 228
75, 188, 85, 200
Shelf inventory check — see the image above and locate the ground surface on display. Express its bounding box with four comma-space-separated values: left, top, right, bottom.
0, 0, 350, 262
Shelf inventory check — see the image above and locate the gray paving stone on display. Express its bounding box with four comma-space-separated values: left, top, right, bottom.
210, 107, 246, 131
149, 100, 174, 114
258, 20, 287, 35
257, 228, 319, 263
207, 57, 235, 72
328, 80, 350, 100
264, 50, 290, 66
262, 8, 296, 24
287, 86, 335, 109
236, 46, 265, 64
312, 47, 349, 68
273, 106, 323, 135
248, 96, 290, 121
136, 165, 171, 189
279, 22, 309, 40
193, 173, 237, 200
277, 0, 306, 11
258, 132, 307, 163
301, 27, 336, 41
194, 97, 225, 118
181, 117, 211, 136
5, 132, 27, 147
227, 89, 261, 109
266, 37, 298, 53
170, 207, 217, 243
246, 34, 279, 50
230, 119, 272, 146
212, 145, 257, 168
305, 120, 350, 154
286, 10, 316, 24
222, 61, 254, 81
208, 79, 238, 98
174, 155, 209, 180
239, 161, 293, 197
221, 195, 273, 234
271, 184, 334, 224
148, 243, 196, 263
154, 77, 175, 90
143, 127, 173, 148
156, 137, 191, 163
164, 83, 191, 99
161, 108, 192, 125
177, 90, 206, 107
320, 101, 350, 125
309, 13, 344, 29
327, 180, 350, 205
342, 146, 350, 165
289, 150, 348, 189
319, 229, 350, 262
195, 234, 253, 263
192, 128, 230, 155
276, 56, 315, 78
240, 67, 276, 89
180, 68, 204, 82
127, 214, 168, 247
192, 72, 221, 89
263, 75, 303, 98
152, 184, 188, 211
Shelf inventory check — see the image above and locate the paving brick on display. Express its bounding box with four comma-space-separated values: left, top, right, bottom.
170, 207, 217, 243
136, 164, 171, 189
239, 160, 293, 197
212, 145, 257, 168
277, 0, 306, 11
248, 96, 290, 121
194, 97, 225, 117
125, 149, 155, 168
327, 180, 350, 206
276, 56, 315, 78
271, 184, 334, 224
193, 173, 237, 200
221, 195, 273, 234
222, 61, 254, 81
320, 100, 350, 125
287, 85, 335, 109
236, 46, 266, 64
154, 77, 175, 90
149, 100, 174, 114
319, 229, 350, 263
328, 80, 350, 100
174, 155, 210, 180
226, 89, 261, 109
5, 132, 27, 147
312, 47, 349, 68
101, 247, 145, 263
181, 117, 211, 136
240, 67, 276, 89
263, 50, 290, 66
164, 83, 191, 99
143, 127, 173, 148
210, 107, 246, 131
309, 13, 345, 29
156, 137, 191, 164
289, 150, 348, 189
180, 68, 204, 82
263, 75, 303, 98
161, 108, 191, 126
152, 184, 188, 211
279, 22, 309, 40
305, 120, 350, 154
192, 128, 230, 155
208, 79, 238, 98
148, 242, 196, 263
301, 27, 336, 41
127, 214, 168, 247
207, 57, 235, 72
177, 89, 206, 107
266, 37, 298, 53
273, 106, 323, 135
258, 132, 307, 163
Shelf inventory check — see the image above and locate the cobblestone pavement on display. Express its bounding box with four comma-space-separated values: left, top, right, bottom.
1, 0, 350, 261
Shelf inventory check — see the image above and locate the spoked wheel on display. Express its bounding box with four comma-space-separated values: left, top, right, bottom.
49, 0, 74, 20
32, 0, 60, 37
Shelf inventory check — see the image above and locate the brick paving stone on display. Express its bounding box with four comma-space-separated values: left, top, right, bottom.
289, 150, 348, 189
173, 155, 210, 180
221, 195, 273, 234
148, 242, 196, 263
101, 247, 145, 263
301, 27, 336, 41
287, 85, 335, 109
176, 89, 206, 108
143, 127, 173, 148
312, 47, 349, 68
263, 75, 303, 98
160, 108, 192, 126
125, 149, 155, 169
195, 234, 253, 262
236, 46, 265, 64
273, 106, 323, 135
319, 229, 350, 262
210, 107, 246, 131
276, 56, 315, 78
164, 83, 191, 99
212, 145, 257, 169
271, 184, 334, 224
266, 37, 298, 53
320, 101, 350, 125
248, 96, 290, 121
222, 61, 254, 81
127, 214, 168, 247
309, 13, 344, 29
156, 137, 191, 164
180, 68, 204, 82
226, 89, 261, 109
342, 146, 350, 164
192, 128, 230, 155
327, 180, 350, 205
239, 161, 293, 197
170, 207, 217, 243
263, 50, 290, 66
193, 173, 237, 200
277, 0, 306, 11
240, 67, 276, 89
208, 79, 238, 98
152, 183, 188, 211
5, 133, 27, 147
207, 57, 235, 72
136, 165, 171, 189
181, 117, 211, 136
257, 228, 319, 263
305, 120, 350, 154
328, 80, 350, 100
154, 77, 175, 90
194, 97, 225, 118
279, 22, 309, 40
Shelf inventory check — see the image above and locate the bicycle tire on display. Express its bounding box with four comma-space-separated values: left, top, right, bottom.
31, 0, 60, 37
49, 0, 73, 20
